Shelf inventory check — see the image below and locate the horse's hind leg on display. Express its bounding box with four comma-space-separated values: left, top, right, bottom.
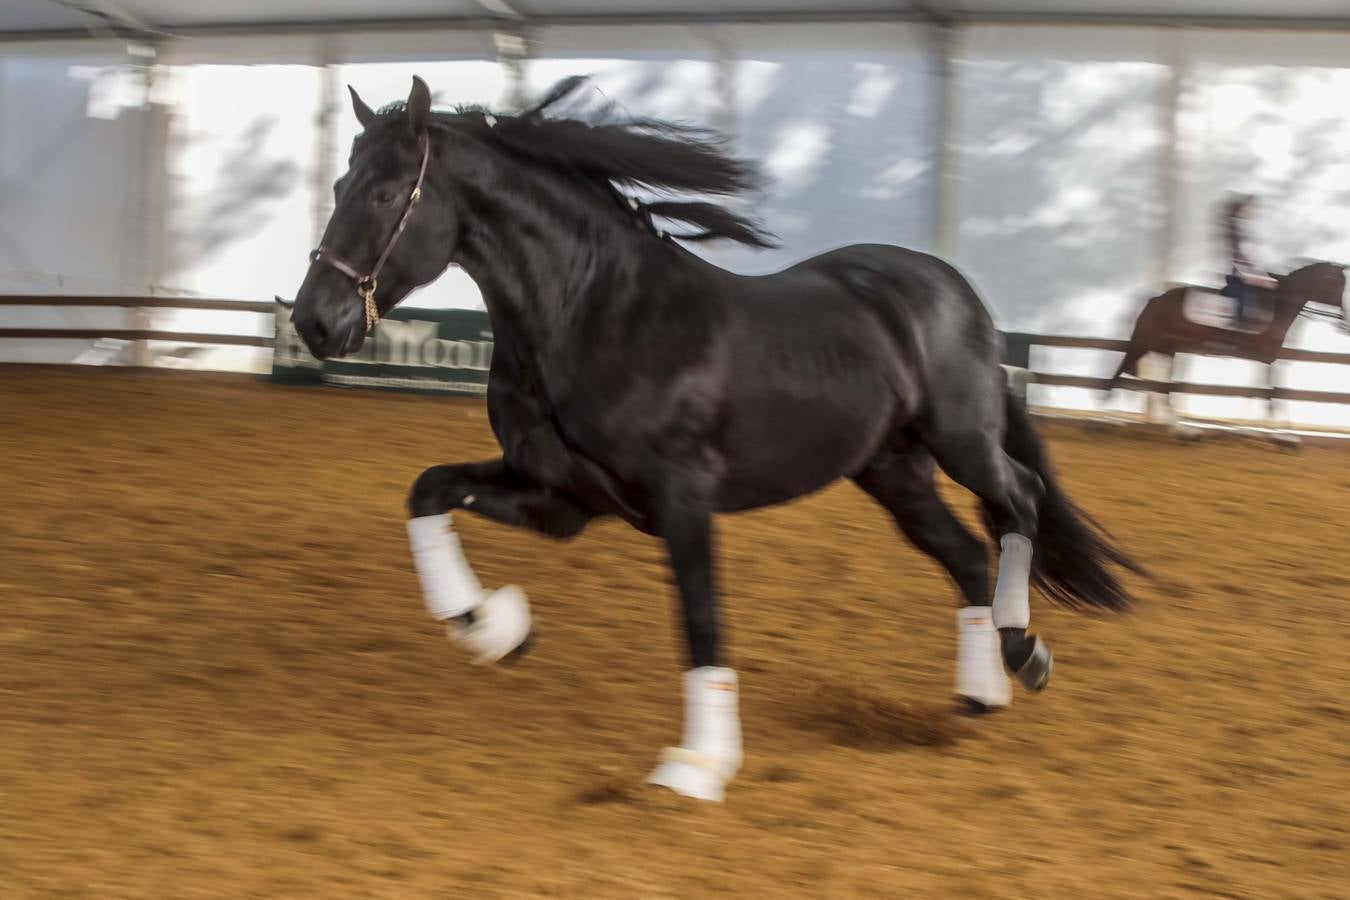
853, 438, 987, 608
406, 459, 593, 664
919, 383, 1053, 695
1106, 344, 1145, 400
852, 438, 1011, 711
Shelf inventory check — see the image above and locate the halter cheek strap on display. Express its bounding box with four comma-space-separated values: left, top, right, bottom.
309, 131, 431, 332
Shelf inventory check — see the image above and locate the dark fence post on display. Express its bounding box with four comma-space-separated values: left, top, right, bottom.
1001, 331, 1035, 399
1002, 331, 1033, 369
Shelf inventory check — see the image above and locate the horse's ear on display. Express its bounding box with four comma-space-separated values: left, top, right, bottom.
407, 76, 431, 135
348, 85, 376, 128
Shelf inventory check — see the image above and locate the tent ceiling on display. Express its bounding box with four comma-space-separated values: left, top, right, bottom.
5, 0, 1348, 38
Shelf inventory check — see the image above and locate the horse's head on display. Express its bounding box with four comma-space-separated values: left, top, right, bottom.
1280, 261, 1347, 326
291, 77, 459, 359
1284, 260, 1345, 302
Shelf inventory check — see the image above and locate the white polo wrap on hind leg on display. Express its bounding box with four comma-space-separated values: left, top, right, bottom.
992, 533, 1032, 630
956, 607, 1011, 707
648, 667, 742, 802
407, 513, 531, 665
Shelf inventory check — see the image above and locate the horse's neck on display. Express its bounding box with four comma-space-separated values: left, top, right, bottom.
1294, 267, 1343, 311
453, 179, 651, 358
1266, 279, 1311, 338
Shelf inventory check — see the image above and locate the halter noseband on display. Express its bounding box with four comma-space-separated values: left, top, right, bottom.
309, 131, 431, 332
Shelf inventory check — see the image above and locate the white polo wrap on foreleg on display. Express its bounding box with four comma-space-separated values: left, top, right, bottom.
407, 513, 483, 620
992, 533, 1032, 630
648, 667, 742, 802
681, 667, 742, 766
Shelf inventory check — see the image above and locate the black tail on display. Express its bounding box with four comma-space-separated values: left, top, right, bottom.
1001, 390, 1144, 611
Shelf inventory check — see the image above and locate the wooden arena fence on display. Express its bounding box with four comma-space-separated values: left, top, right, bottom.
3, 295, 1349, 414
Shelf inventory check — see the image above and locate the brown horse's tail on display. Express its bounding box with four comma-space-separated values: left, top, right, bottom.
1002, 390, 1145, 611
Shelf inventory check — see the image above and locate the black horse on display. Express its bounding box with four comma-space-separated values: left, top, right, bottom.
289, 76, 1141, 802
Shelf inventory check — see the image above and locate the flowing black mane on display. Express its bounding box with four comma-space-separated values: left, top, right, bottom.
382, 76, 776, 248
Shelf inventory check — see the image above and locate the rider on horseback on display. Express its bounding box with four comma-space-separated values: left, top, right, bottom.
1220, 193, 1277, 328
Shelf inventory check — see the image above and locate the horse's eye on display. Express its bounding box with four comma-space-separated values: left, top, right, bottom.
374, 190, 397, 208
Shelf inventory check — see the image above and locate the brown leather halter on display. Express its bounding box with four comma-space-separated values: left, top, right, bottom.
309, 132, 431, 332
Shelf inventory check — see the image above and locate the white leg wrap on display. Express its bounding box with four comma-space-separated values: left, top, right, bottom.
407, 514, 483, 620
992, 533, 1032, 631
648, 667, 742, 802
407, 514, 531, 665
956, 607, 1011, 708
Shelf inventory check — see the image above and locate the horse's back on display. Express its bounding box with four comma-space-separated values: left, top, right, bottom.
785, 242, 1002, 380
790, 243, 1014, 438
798, 242, 993, 325
780, 243, 971, 294
705, 243, 1001, 510
692, 247, 933, 509
718, 242, 973, 388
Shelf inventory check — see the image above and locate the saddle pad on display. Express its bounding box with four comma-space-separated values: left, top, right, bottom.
1181, 289, 1269, 333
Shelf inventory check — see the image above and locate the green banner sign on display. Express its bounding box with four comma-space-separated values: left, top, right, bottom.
271, 304, 494, 395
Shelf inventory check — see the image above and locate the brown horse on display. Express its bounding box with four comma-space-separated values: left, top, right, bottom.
1107, 261, 1347, 419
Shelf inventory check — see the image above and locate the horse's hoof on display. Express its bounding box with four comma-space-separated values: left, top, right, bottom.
449, 585, 533, 665
1014, 636, 1053, 692
957, 696, 1001, 716
647, 748, 734, 802
501, 629, 534, 665
955, 679, 1011, 712
1270, 431, 1301, 450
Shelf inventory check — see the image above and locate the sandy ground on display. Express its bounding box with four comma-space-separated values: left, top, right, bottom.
1, 368, 1347, 899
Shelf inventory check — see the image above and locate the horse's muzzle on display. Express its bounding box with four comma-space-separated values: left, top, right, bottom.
291, 301, 365, 361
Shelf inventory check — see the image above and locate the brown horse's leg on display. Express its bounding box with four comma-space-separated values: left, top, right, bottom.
1159, 354, 1207, 439
1162, 353, 1178, 424
1267, 361, 1280, 425
1107, 344, 1145, 398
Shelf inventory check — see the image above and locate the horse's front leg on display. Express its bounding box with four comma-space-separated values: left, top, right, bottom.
406, 459, 591, 664
1266, 360, 1284, 427
645, 488, 742, 803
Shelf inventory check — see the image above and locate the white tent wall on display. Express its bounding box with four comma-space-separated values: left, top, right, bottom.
2, 18, 1348, 423
716, 23, 935, 276
520, 23, 936, 278
151, 59, 321, 371
1171, 30, 1350, 426
0, 42, 151, 296
526, 24, 724, 124
160, 29, 509, 321
974, 26, 1350, 425
522, 24, 731, 275
951, 25, 1175, 418
951, 25, 1174, 335
0, 41, 155, 363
